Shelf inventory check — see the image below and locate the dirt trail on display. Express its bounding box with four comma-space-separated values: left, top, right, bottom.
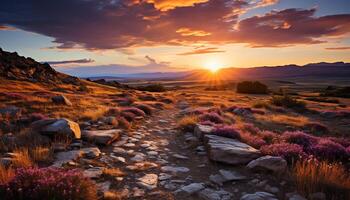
101, 102, 293, 199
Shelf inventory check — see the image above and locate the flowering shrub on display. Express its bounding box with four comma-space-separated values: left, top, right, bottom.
120, 111, 136, 121
199, 112, 224, 124
134, 104, 153, 115
199, 120, 216, 126
106, 107, 120, 115
0, 167, 97, 200
241, 123, 260, 135
121, 107, 145, 117
212, 125, 241, 139
283, 131, 318, 151
259, 130, 279, 144
117, 117, 131, 129
241, 132, 266, 149
28, 113, 48, 122
261, 143, 306, 163
311, 139, 348, 161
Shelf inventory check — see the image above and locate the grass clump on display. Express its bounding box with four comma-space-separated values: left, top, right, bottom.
178, 115, 199, 132
293, 159, 350, 200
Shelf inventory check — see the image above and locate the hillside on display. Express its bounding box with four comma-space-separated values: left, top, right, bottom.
0, 48, 80, 85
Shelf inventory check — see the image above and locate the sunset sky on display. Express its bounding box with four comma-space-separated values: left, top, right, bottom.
1, 0, 350, 76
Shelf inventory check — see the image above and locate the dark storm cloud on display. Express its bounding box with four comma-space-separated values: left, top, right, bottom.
1, 0, 350, 49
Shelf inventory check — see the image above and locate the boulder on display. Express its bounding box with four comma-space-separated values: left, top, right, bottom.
247, 156, 287, 174
32, 118, 81, 139
194, 124, 214, 139
82, 129, 121, 145
51, 95, 72, 106
240, 192, 278, 200
204, 134, 260, 165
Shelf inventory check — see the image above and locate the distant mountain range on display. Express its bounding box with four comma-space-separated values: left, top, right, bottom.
1, 48, 349, 82
88, 62, 350, 81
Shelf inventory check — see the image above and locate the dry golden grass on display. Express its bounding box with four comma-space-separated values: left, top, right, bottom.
177, 115, 199, 132
294, 159, 350, 200
256, 114, 310, 127
12, 148, 34, 168
0, 164, 15, 184
102, 168, 125, 178
30, 146, 51, 163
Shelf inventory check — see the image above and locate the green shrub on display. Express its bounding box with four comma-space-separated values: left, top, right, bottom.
236, 81, 268, 94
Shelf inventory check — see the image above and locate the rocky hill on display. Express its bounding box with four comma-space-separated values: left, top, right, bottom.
0, 48, 80, 85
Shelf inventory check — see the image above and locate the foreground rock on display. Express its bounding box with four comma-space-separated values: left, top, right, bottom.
198, 188, 233, 200
194, 124, 214, 139
82, 129, 121, 145
175, 183, 205, 197
51, 95, 72, 106
240, 192, 278, 200
204, 134, 260, 165
247, 156, 287, 174
32, 118, 81, 139
52, 147, 101, 167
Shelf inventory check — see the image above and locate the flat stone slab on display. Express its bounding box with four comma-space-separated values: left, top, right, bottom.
204, 134, 260, 165
161, 166, 190, 174
82, 129, 120, 145
137, 174, 158, 190
52, 147, 101, 167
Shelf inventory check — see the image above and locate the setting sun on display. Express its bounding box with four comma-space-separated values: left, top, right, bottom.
204, 60, 222, 73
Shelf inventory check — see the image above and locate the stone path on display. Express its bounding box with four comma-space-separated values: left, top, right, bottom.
81, 102, 298, 199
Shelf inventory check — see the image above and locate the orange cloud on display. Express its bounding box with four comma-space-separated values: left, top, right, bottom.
176, 28, 211, 37
325, 47, 350, 50
146, 0, 209, 11
177, 47, 225, 55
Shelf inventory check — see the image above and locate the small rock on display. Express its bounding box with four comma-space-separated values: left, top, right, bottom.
175, 183, 205, 196
137, 174, 158, 190
161, 166, 190, 174
198, 188, 233, 200
172, 154, 189, 160
247, 156, 287, 174
51, 95, 72, 106
83, 167, 104, 179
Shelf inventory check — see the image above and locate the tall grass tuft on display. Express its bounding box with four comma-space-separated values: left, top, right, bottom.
293, 159, 350, 200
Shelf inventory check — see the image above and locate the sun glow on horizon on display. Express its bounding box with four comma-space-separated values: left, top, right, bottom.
204, 59, 222, 73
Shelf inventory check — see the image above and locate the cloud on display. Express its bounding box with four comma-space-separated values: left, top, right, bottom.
55, 55, 174, 76
1, 0, 349, 49
44, 58, 94, 65
146, 0, 209, 11
325, 46, 350, 50
232, 8, 350, 47
177, 47, 225, 55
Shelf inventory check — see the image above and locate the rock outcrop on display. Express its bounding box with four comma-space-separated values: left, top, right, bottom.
31, 118, 81, 139
82, 129, 121, 145
204, 134, 260, 165
0, 48, 80, 84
